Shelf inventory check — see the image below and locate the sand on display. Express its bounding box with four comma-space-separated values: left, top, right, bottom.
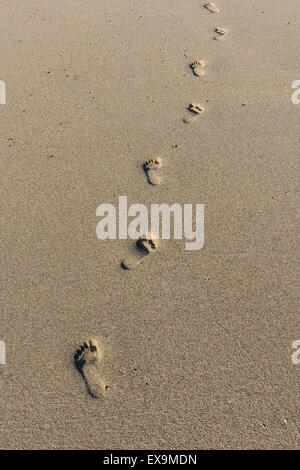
0, 0, 299, 449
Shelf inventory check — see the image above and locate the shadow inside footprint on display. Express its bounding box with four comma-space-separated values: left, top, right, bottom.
183, 103, 204, 124
74, 339, 106, 398
190, 60, 205, 77
204, 2, 220, 13
121, 234, 159, 270
143, 156, 162, 185
213, 27, 228, 40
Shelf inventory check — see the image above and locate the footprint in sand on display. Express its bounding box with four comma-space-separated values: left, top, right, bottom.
74, 339, 106, 398
143, 156, 162, 185
121, 234, 159, 270
183, 103, 204, 124
213, 27, 228, 41
204, 2, 220, 13
190, 60, 205, 77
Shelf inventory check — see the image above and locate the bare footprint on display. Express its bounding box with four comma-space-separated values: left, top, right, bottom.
204, 2, 220, 13
214, 27, 228, 41
74, 339, 106, 398
190, 60, 205, 77
183, 103, 204, 124
143, 156, 162, 185
136, 236, 159, 253
121, 234, 159, 270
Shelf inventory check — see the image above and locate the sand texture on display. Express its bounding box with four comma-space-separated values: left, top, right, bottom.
0, 0, 299, 449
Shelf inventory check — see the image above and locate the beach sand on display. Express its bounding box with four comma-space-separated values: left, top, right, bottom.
0, 0, 299, 449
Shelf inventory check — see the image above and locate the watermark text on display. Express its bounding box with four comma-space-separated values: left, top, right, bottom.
96, 196, 204, 251
0, 80, 6, 104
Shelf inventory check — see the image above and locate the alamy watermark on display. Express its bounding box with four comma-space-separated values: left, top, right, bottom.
0, 341, 5, 365
291, 340, 300, 365
0, 80, 6, 104
96, 196, 204, 250
291, 80, 300, 104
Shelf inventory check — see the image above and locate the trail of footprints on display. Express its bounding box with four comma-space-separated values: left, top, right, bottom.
75, 1, 230, 398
